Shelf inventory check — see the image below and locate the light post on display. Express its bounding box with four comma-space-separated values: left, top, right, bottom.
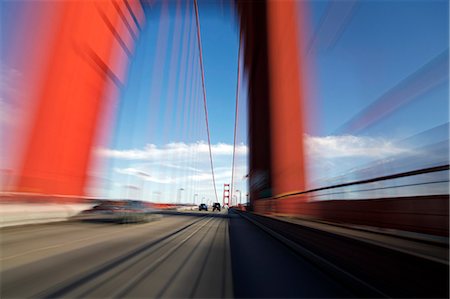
177, 188, 184, 204
153, 191, 161, 202
235, 189, 242, 205
124, 185, 139, 200
243, 174, 249, 206
193, 193, 198, 205
136, 171, 151, 201
139, 180, 145, 200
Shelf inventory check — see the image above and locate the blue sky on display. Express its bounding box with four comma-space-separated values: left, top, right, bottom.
94, 1, 242, 202
305, 0, 448, 187
1, 0, 447, 201
308, 0, 448, 136
109, 1, 239, 150
93, 0, 449, 201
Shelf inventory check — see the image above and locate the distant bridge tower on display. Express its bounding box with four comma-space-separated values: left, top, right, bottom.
223, 184, 230, 207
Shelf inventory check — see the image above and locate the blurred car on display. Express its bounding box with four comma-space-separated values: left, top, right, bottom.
212, 202, 221, 212
198, 203, 208, 211
75, 200, 160, 223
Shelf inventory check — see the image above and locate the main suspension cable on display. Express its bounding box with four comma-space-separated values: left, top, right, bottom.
193, 0, 219, 203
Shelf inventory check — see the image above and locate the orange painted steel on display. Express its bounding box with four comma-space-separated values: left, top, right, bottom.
253, 195, 449, 237
237, 1, 308, 214
15, 1, 143, 197
266, 1, 307, 213
237, 2, 273, 208
223, 183, 230, 207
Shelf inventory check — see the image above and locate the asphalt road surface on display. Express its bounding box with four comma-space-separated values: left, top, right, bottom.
1, 212, 232, 298
3, 209, 436, 298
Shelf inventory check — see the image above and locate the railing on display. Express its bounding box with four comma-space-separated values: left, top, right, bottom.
275, 164, 449, 200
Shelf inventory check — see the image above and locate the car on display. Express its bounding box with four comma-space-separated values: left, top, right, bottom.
76, 200, 160, 223
212, 202, 221, 211
198, 203, 208, 211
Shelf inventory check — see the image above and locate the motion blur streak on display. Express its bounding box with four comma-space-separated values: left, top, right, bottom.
236, 1, 311, 214
266, 1, 307, 203
306, 0, 358, 55
0, 214, 234, 298
0, 0, 448, 298
338, 49, 449, 134
11, 1, 144, 197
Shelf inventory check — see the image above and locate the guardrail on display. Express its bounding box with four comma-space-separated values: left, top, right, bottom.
253, 165, 449, 236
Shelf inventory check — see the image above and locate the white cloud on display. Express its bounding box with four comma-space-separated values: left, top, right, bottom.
305, 134, 410, 159
97, 141, 249, 202
114, 167, 174, 184
97, 141, 248, 160
101, 136, 406, 164
99, 136, 411, 201
304, 134, 414, 184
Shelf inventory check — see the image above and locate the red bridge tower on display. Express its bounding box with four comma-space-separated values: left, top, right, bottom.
223, 184, 230, 207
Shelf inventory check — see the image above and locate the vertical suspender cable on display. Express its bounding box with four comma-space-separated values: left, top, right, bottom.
193, 0, 219, 203
230, 31, 242, 206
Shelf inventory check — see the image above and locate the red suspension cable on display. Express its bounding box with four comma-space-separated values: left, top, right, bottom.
193, 0, 219, 203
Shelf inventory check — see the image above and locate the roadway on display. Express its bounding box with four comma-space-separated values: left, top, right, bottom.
1, 210, 350, 298
1, 212, 233, 298
1, 210, 447, 298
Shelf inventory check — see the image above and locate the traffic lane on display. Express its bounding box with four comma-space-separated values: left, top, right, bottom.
0, 221, 112, 246
122, 216, 233, 298
1, 214, 233, 298
228, 210, 353, 298
0, 215, 206, 298
58, 216, 231, 298
1, 214, 167, 248
0, 215, 195, 271
158, 209, 230, 217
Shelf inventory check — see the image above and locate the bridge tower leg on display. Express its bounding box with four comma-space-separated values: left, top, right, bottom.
14, 1, 144, 198
238, 1, 307, 214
